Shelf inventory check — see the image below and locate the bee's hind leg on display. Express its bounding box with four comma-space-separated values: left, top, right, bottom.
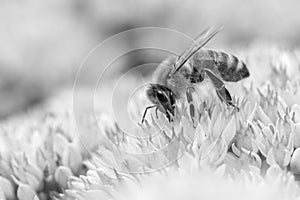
215, 86, 239, 111
204, 69, 239, 111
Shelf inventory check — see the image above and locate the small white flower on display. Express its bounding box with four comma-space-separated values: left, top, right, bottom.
17, 184, 37, 200
54, 166, 73, 189
0, 176, 15, 200
291, 148, 300, 175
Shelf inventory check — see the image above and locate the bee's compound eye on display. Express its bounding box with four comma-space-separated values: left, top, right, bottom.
156, 91, 169, 103
169, 92, 176, 105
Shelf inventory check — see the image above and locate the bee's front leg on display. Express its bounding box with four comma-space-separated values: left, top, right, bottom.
141, 105, 157, 124
204, 69, 239, 111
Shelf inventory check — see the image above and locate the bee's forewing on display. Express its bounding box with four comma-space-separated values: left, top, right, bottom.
175, 26, 223, 73
177, 26, 213, 63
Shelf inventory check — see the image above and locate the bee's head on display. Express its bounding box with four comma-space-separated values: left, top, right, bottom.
152, 56, 177, 85
146, 84, 176, 121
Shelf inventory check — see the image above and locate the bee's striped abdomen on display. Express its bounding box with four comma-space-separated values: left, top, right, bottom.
214, 51, 250, 82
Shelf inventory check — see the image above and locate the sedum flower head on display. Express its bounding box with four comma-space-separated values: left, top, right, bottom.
60, 46, 300, 200
1, 45, 300, 200
0, 110, 105, 199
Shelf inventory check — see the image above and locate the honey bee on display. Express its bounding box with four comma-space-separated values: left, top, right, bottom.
141, 27, 250, 123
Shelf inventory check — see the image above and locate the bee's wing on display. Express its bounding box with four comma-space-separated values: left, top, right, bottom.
174, 26, 223, 73
177, 26, 212, 63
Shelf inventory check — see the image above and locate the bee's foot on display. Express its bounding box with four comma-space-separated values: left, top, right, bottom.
231, 105, 240, 112
166, 116, 174, 123
227, 102, 240, 112
155, 108, 159, 119
140, 118, 146, 125
139, 119, 150, 127
234, 106, 240, 112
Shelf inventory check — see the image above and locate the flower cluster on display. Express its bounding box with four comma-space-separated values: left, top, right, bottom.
61, 46, 300, 200
0, 111, 104, 199
1, 45, 300, 200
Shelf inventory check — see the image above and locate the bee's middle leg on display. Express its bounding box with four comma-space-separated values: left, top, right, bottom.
186, 87, 197, 125
204, 69, 239, 110
155, 106, 159, 118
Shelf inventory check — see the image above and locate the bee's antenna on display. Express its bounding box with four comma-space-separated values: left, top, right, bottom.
174, 26, 223, 74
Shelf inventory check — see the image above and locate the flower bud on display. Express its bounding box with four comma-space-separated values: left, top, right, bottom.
291, 148, 300, 175
0, 189, 5, 200
53, 134, 69, 155
54, 166, 73, 189
25, 172, 42, 191
25, 162, 43, 183
0, 176, 15, 199
62, 143, 82, 173
17, 184, 37, 200
293, 124, 300, 148
256, 105, 272, 125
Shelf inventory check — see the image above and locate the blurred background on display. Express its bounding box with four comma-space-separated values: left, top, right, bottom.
1, 0, 300, 119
